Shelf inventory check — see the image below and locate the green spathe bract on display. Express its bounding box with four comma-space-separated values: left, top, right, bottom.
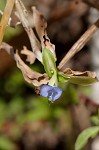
42, 48, 56, 77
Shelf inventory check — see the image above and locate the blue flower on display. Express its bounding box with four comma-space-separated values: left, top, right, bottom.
40, 84, 62, 102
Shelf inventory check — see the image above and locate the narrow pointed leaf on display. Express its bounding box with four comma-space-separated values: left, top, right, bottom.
62, 68, 98, 85
68, 76, 98, 86
75, 126, 99, 150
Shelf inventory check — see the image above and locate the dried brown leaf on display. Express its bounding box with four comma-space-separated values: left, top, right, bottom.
14, 50, 49, 86
0, 42, 14, 56
32, 7, 56, 59
21, 46, 36, 64
15, 0, 42, 62
64, 68, 97, 78
32, 6, 47, 41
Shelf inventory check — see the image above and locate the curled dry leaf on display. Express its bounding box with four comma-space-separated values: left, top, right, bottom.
15, 0, 42, 63
14, 50, 49, 86
64, 68, 97, 78
0, 42, 14, 56
21, 46, 36, 64
32, 7, 56, 60
32, 6, 47, 41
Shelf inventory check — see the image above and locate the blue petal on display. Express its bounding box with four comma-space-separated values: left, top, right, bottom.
40, 84, 52, 97
52, 87, 62, 101
40, 85, 62, 102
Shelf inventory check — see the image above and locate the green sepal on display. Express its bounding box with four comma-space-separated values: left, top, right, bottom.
42, 48, 56, 77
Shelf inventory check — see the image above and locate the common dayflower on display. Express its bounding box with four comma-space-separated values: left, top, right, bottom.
40, 84, 62, 102
41, 47, 63, 102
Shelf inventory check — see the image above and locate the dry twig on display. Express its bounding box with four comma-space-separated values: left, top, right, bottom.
58, 19, 99, 71
0, 0, 15, 45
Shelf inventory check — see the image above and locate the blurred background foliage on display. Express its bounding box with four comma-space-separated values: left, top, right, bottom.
0, 0, 99, 150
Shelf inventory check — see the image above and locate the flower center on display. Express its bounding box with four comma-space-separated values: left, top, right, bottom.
47, 90, 57, 102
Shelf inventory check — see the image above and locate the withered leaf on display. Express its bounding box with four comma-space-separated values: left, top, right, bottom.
21, 46, 36, 64
32, 7, 56, 59
14, 50, 49, 86
64, 68, 96, 78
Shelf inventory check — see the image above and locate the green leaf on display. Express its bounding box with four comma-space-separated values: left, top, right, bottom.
64, 84, 79, 104
0, 0, 6, 11
0, 136, 16, 150
42, 48, 56, 77
68, 76, 98, 86
17, 98, 50, 123
4, 26, 22, 42
57, 72, 97, 85
58, 72, 70, 83
7, 97, 24, 118
0, 100, 7, 123
91, 116, 99, 126
75, 126, 99, 150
